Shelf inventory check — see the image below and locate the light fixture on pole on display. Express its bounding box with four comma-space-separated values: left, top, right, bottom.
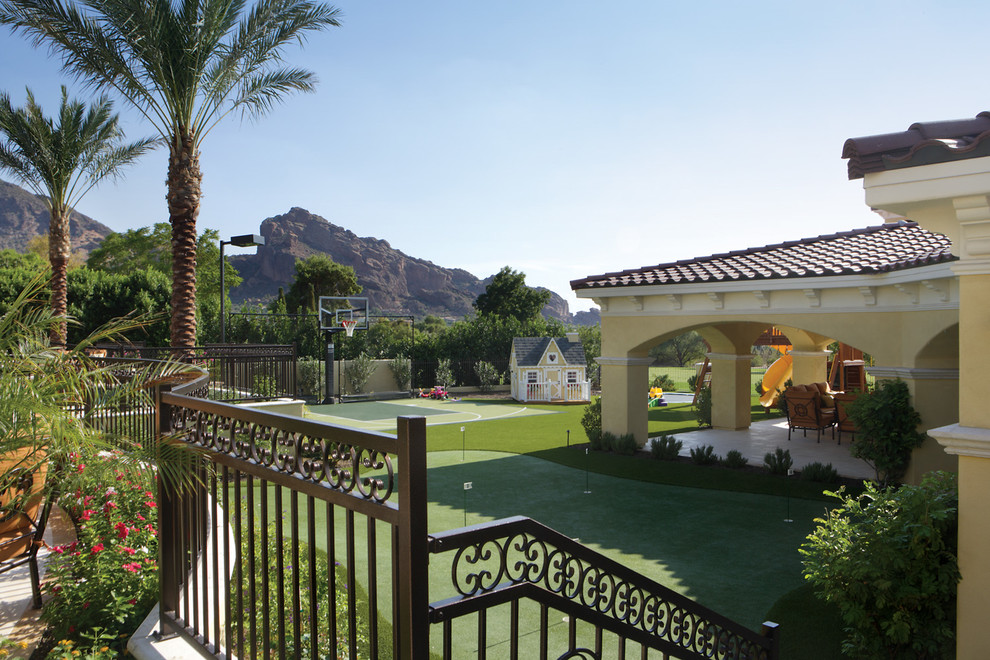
219, 234, 265, 344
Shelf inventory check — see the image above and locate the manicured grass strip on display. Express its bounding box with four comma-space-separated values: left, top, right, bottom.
765, 583, 844, 660
527, 446, 842, 501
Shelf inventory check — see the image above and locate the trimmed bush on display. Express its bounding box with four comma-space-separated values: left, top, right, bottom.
721, 449, 749, 469
388, 355, 411, 390
652, 373, 675, 391
343, 352, 376, 394
581, 397, 602, 447
612, 433, 638, 456
689, 444, 719, 466
599, 431, 618, 453
763, 447, 793, 475
474, 360, 501, 392
686, 373, 698, 392
846, 379, 925, 486
694, 385, 712, 427
800, 461, 838, 484
297, 356, 322, 397
801, 472, 959, 659
650, 435, 682, 461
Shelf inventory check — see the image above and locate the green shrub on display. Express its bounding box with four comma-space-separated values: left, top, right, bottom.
598, 431, 618, 453
846, 379, 925, 486
721, 449, 748, 469
297, 356, 322, 396
435, 357, 456, 387
651, 373, 675, 391
649, 435, 682, 460
388, 355, 411, 390
689, 444, 719, 466
474, 360, 501, 392
343, 352, 376, 394
763, 447, 793, 475
801, 472, 959, 659
800, 461, 838, 484
686, 373, 698, 392
694, 385, 712, 427
581, 397, 602, 447
612, 433, 638, 456
754, 378, 764, 396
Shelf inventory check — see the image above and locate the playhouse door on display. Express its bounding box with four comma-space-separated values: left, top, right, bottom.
548, 369, 562, 400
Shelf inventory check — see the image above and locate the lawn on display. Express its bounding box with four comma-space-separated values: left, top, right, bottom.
298, 396, 845, 657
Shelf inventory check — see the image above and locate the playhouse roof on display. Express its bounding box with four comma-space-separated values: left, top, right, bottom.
570, 221, 954, 291
843, 112, 990, 179
512, 337, 586, 367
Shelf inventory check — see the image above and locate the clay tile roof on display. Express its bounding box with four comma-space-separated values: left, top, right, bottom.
570, 221, 955, 291
843, 112, 990, 179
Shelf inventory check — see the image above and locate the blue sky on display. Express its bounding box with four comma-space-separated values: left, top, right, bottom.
2, 1, 989, 313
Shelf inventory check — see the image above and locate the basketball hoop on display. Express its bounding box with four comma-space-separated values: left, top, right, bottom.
341, 319, 357, 337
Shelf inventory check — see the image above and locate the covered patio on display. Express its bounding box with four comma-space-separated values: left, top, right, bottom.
572, 220, 960, 483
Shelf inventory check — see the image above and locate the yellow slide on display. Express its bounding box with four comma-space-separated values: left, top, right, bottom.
759, 353, 793, 408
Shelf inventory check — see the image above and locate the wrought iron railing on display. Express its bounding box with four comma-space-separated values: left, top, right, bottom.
144, 365, 778, 659
98, 343, 297, 402
428, 516, 779, 660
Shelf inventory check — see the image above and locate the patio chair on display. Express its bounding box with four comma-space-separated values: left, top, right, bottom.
0, 449, 52, 609
784, 386, 837, 444
833, 391, 860, 444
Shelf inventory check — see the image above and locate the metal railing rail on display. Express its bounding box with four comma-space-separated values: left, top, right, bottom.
428, 516, 779, 660
99, 343, 297, 402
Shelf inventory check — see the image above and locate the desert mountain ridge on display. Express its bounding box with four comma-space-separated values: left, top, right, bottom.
0, 180, 599, 324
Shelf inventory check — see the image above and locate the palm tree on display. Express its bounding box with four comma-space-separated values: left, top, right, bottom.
0, 0, 341, 352
0, 87, 154, 345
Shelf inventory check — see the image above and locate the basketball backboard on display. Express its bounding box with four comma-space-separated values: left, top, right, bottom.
318, 296, 369, 332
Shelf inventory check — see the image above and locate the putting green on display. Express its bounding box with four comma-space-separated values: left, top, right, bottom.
305, 397, 557, 431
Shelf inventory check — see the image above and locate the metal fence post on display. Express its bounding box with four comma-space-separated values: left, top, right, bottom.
397, 416, 429, 658
155, 382, 179, 639
761, 621, 780, 660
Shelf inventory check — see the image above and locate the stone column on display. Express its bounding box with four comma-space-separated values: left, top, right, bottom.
789, 349, 830, 386
707, 353, 752, 431
597, 356, 654, 446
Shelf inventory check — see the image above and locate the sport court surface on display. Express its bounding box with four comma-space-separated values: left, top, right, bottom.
305, 397, 557, 432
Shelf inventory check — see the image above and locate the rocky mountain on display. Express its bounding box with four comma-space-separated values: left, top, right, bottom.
0, 179, 113, 255
0, 180, 593, 323
229, 207, 574, 321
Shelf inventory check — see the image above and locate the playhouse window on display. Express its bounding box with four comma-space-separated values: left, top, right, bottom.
526, 371, 539, 384
566, 370, 578, 384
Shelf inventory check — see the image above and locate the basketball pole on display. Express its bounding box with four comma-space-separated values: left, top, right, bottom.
324, 328, 339, 405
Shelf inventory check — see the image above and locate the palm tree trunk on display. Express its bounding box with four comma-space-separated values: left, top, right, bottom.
48, 207, 70, 346
166, 131, 202, 354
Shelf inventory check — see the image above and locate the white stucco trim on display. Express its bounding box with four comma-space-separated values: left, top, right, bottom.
867, 366, 960, 381
930, 423, 990, 459
789, 350, 832, 358
951, 258, 990, 276
595, 357, 655, 367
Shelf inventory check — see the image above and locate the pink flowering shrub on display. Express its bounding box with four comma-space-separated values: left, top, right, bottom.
42, 449, 158, 655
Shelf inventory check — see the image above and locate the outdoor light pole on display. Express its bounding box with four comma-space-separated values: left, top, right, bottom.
219, 234, 265, 344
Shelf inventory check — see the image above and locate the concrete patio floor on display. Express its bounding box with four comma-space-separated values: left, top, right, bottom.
671, 416, 874, 480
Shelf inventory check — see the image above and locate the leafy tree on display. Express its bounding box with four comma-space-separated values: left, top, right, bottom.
801, 472, 959, 659
283, 254, 361, 314
846, 379, 926, 486
67, 267, 171, 346
419, 315, 447, 334
474, 266, 551, 321
87, 223, 240, 344
1, 0, 342, 350
0, 248, 45, 314
650, 331, 707, 367
0, 87, 153, 344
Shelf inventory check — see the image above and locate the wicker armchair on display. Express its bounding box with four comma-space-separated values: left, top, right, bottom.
784, 386, 837, 444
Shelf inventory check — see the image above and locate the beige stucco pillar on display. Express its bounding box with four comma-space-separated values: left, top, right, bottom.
597, 356, 653, 446
789, 349, 830, 386
707, 353, 752, 430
